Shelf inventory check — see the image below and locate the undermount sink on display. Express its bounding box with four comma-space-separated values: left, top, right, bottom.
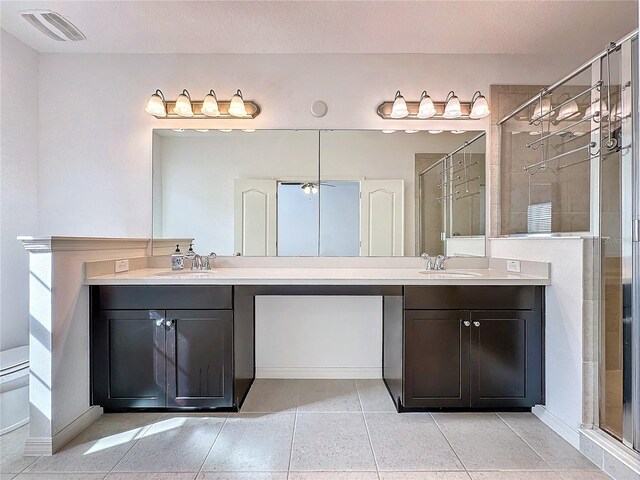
154, 270, 216, 276
418, 270, 483, 277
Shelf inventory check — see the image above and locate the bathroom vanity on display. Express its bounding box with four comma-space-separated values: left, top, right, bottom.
86, 263, 547, 413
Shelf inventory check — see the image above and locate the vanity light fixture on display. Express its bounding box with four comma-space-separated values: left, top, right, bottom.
195, 129, 209, 132
242, 129, 256, 133
201, 90, 220, 117
428, 130, 443, 134
417, 91, 437, 119
145, 89, 260, 119
145, 89, 167, 117
443, 91, 462, 119
404, 129, 419, 134
174, 89, 194, 117
469, 91, 490, 119
381, 129, 396, 134
219, 129, 233, 133
228, 90, 247, 117
377, 90, 489, 120
390, 91, 409, 118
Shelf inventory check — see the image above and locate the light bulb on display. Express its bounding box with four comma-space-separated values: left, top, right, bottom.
219, 129, 233, 133
583, 100, 609, 120
195, 129, 209, 132
303, 184, 312, 195
381, 130, 396, 134
532, 97, 554, 121
174, 89, 193, 117
201, 90, 220, 117
469, 91, 490, 119
557, 98, 579, 121
145, 90, 166, 117
452, 130, 466, 134
242, 129, 256, 133
228, 89, 247, 117
311, 185, 318, 194
443, 91, 462, 119
428, 130, 443, 134
404, 129, 419, 134
417, 91, 436, 119
390, 91, 409, 118
172, 128, 184, 132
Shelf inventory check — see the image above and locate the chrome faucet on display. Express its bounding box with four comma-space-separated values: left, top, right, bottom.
421, 253, 446, 270
185, 244, 217, 270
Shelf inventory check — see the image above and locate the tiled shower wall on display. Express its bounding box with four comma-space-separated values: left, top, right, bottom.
491, 85, 593, 236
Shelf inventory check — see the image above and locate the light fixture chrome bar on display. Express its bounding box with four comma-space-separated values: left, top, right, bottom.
524, 142, 596, 171
529, 82, 602, 125
499, 29, 638, 125
526, 114, 597, 148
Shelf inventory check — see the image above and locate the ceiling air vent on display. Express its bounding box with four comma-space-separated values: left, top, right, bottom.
21, 10, 86, 41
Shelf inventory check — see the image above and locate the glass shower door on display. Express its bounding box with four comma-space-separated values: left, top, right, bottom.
599, 36, 638, 452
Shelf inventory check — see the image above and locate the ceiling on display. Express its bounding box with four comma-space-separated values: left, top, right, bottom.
1, 1, 637, 56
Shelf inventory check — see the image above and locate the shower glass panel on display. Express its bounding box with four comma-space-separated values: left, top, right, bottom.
498, 30, 638, 452
599, 37, 638, 450
499, 67, 595, 235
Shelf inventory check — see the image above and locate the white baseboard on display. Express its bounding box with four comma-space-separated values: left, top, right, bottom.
0, 417, 29, 436
532, 405, 580, 449
24, 406, 103, 456
256, 367, 381, 379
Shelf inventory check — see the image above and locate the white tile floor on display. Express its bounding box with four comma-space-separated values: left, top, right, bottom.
0, 380, 611, 480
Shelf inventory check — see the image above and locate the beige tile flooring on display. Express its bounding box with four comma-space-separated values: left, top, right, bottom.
0, 380, 611, 480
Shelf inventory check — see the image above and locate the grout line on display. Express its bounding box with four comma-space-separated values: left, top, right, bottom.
286, 405, 299, 480
196, 413, 230, 477
495, 412, 555, 472
430, 412, 469, 474
355, 380, 382, 479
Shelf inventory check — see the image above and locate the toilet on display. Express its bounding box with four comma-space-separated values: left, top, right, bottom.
0, 346, 29, 435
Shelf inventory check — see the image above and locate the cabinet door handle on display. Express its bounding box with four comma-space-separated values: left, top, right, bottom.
463, 320, 471, 327
155, 318, 165, 327
473, 321, 480, 327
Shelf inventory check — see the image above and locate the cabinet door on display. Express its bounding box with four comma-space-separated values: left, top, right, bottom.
92, 310, 166, 408
469, 310, 542, 407
404, 310, 470, 408
165, 310, 233, 408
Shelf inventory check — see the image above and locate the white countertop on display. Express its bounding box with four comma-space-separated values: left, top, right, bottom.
84, 267, 550, 286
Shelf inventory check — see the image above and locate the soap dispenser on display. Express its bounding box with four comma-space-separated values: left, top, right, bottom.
171, 244, 184, 271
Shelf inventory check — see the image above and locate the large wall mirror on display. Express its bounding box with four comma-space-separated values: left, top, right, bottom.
152, 129, 486, 257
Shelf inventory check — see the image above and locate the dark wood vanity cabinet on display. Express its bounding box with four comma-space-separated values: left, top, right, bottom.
90, 286, 252, 411
386, 286, 544, 411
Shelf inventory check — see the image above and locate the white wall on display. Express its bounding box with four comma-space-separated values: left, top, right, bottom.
489, 238, 585, 437
0, 30, 39, 351
256, 296, 382, 378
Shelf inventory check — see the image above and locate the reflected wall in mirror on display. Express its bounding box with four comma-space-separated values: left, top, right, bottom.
152, 129, 486, 257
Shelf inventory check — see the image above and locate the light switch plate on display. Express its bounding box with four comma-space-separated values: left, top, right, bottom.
507, 260, 521, 273
115, 259, 129, 273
